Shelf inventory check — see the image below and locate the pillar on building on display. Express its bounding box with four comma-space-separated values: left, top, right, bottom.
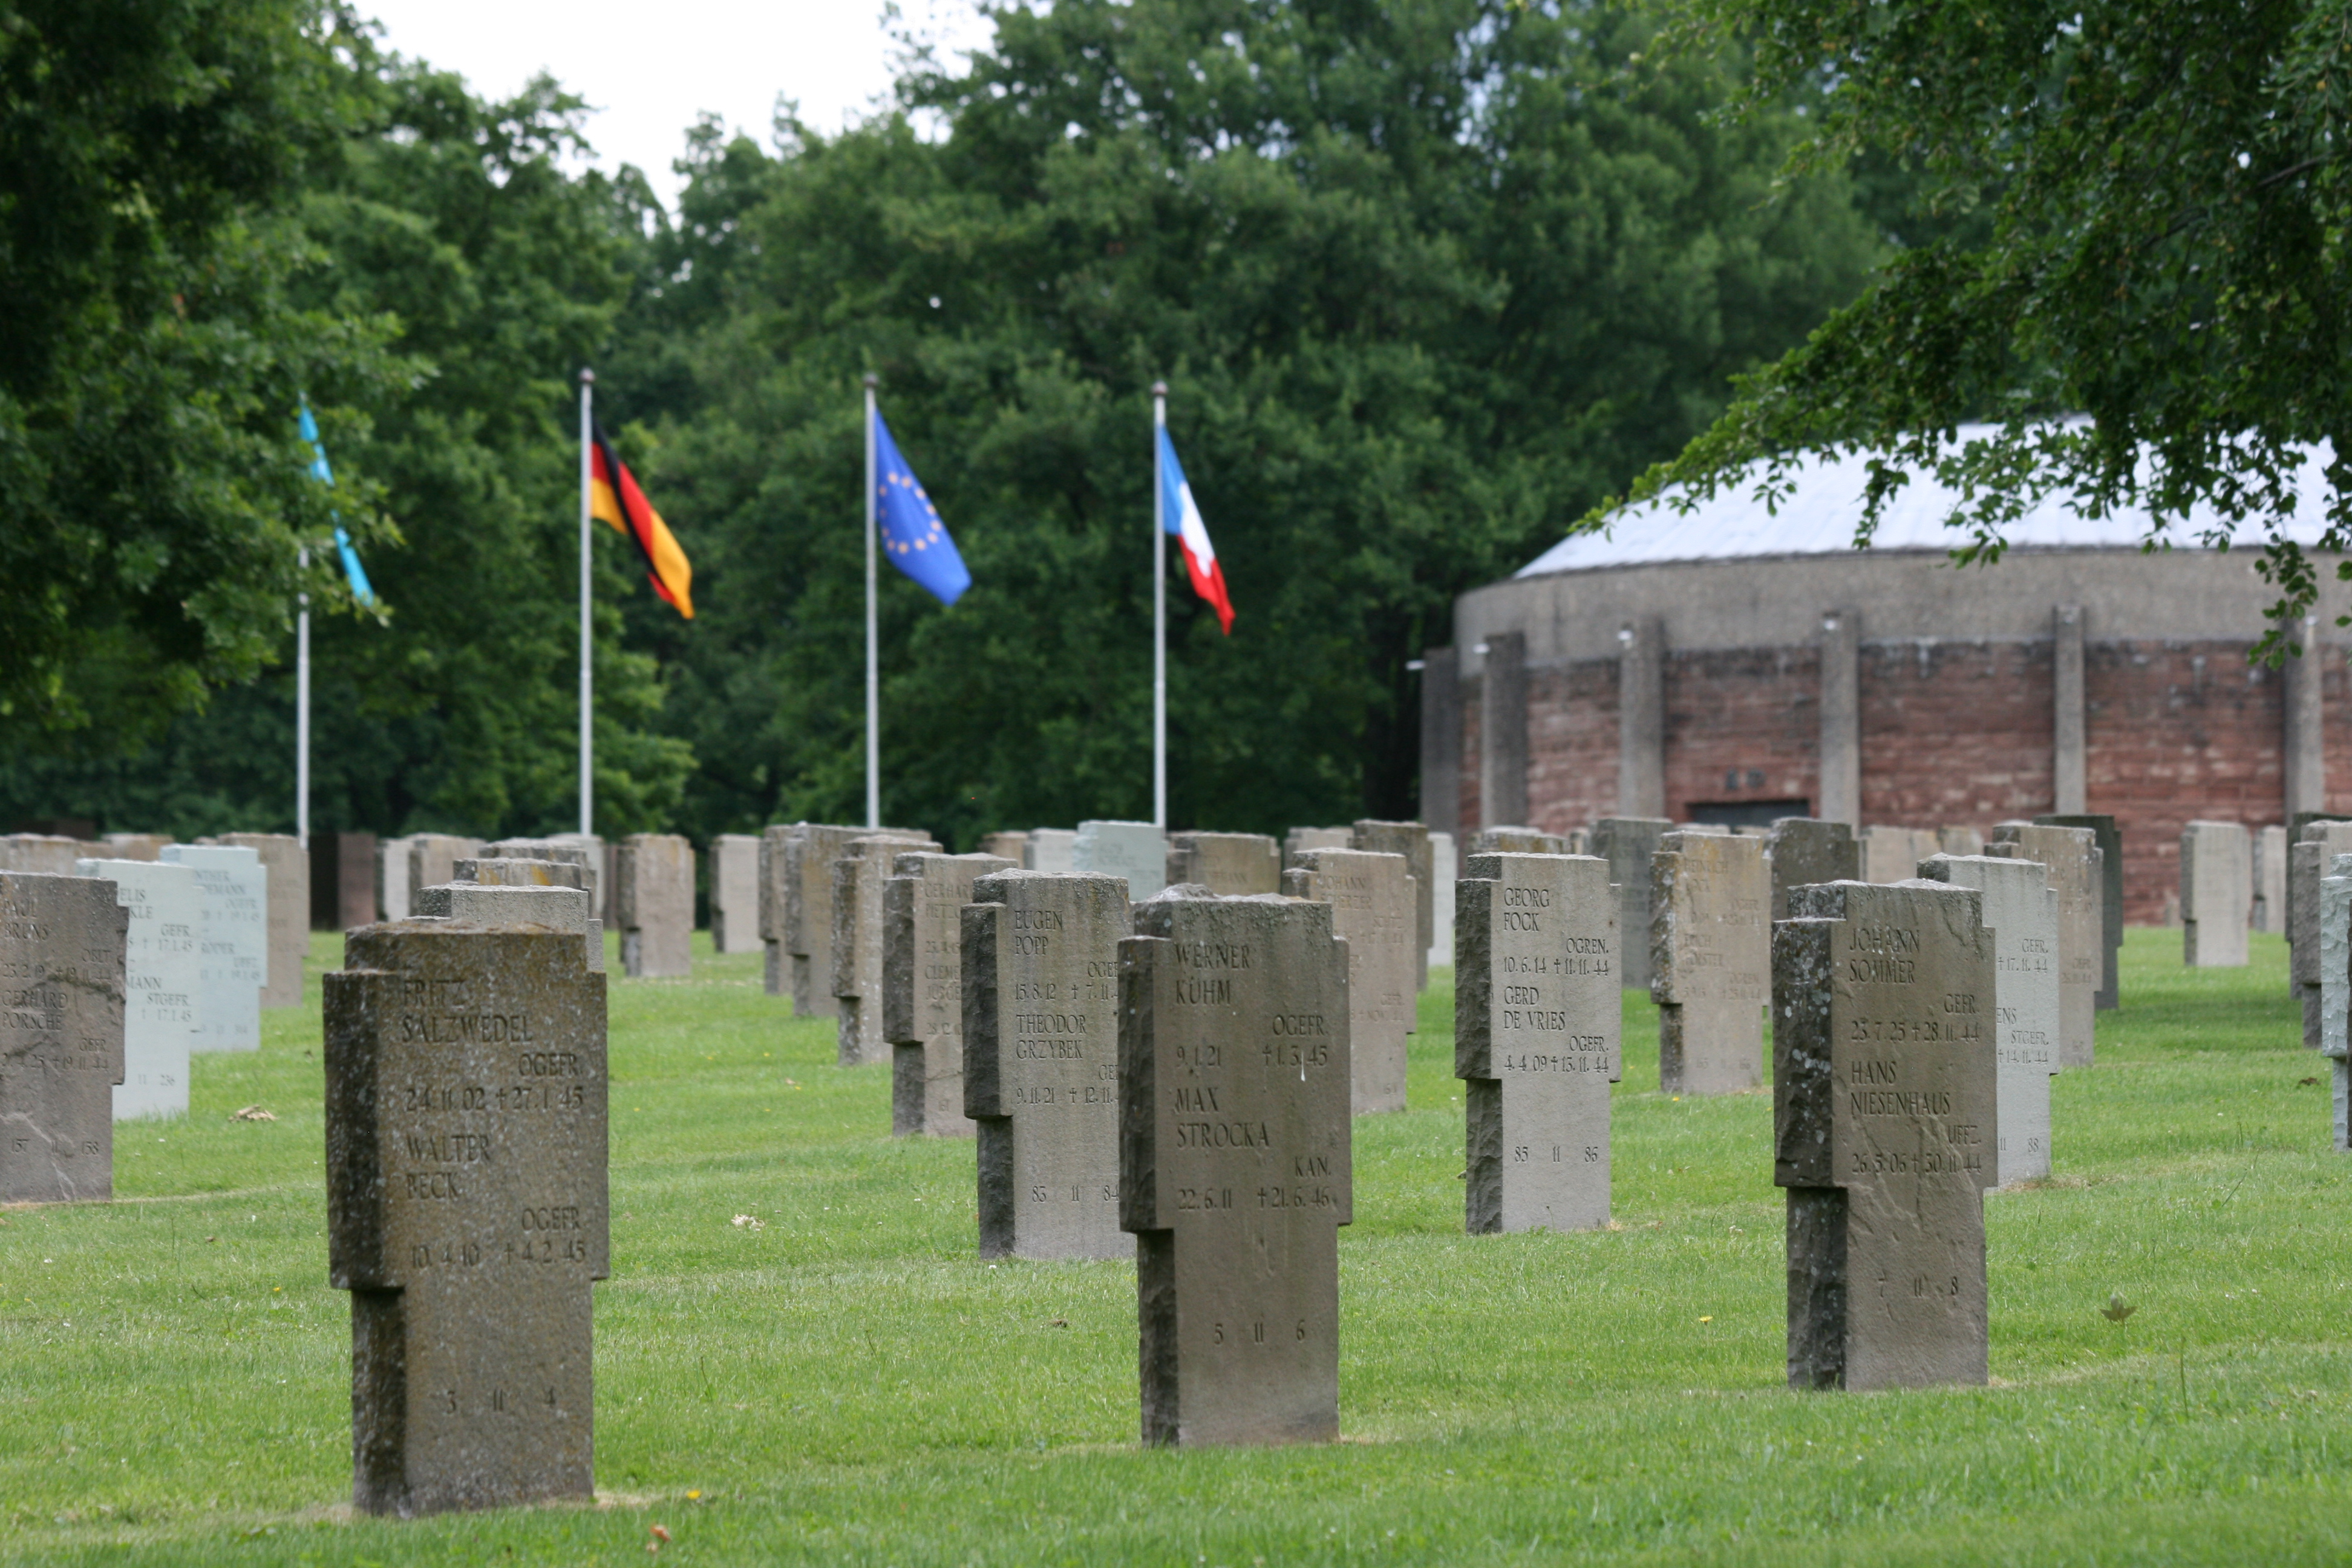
1479, 630, 1529, 829
1818, 609, 1860, 826
2053, 603, 2086, 815
2284, 612, 2326, 820
1419, 645, 1462, 838
1617, 617, 1665, 818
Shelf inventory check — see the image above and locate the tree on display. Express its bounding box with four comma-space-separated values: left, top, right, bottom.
1625, 0, 2352, 654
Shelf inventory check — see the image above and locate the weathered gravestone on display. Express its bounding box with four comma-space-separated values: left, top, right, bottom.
2319, 854, 2352, 1148
1774, 879, 1996, 1390
1351, 820, 1434, 992
390, 837, 485, 929
1861, 827, 1942, 885
615, 834, 694, 978
780, 826, 924, 1014
325, 920, 609, 1516
2034, 813, 2122, 1009
1455, 852, 1619, 1231
417, 883, 603, 973
379, 837, 417, 921
216, 832, 306, 1007
160, 843, 266, 1052
0, 835, 88, 875
1168, 833, 1282, 897
2254, 825, 2288, 935
963, 869, 1132, 1259
757, 825, 797, 996
1766, 818, 1860, 923
707, 834, 762, 955
1649, 830, 1769, 1094
485, 838, 604, 926
833, 833, 942, 1065
1024, 829, 1078, 874
1468, 828, 1569, 855
1919, 855, 2058, 1184
75, 858, 197, 1120
101, 833, 173, 861
979, 831, 1030, 862
1938, 827, 1985, 857
1120, 889, 1351, 1446
312, 831, 379, 932
882, 851, 1014, 1136
2180, 820, 2252, 968
1074, 820, 1169, 903
1587, 818, 1673, 993
457, 858, 584, 889
1987, 823, 2101, 1068
1282, 827, 1351, 869
1428, 831, 1455, 973
1284, 849, 1417, 1114
0, 871, 127, 1202
2290, 821, 2352, 1044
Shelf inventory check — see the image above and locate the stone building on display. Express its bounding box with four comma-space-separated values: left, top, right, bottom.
1426, 434, 2343, 925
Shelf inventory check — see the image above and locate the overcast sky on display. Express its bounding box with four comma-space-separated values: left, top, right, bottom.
362, 0, 995, 206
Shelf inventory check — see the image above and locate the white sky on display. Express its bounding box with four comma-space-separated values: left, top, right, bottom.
361, 1, 995, 206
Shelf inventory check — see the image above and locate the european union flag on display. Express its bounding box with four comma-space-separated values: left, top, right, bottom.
873, 410, 970, 606
297, 400, 376, 606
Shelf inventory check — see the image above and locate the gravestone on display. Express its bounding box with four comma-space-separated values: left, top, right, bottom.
76, 858, 197, 1121
1774, 878, 1996, 1390
1024, 829, 1078, 874
1120, 888, 1351, 1446
1587, 817, 1673, 993
1938, 827, 1985, 857
2320, 854, 2352, 1148
1919, 855, 2059, 1184
2034, 814, 2122, 1008
379, 837, 417, 921
1860, 827, 1942, 884
457, 858, 584, 889
2290, 821, 2352, 1044
1351, 820, 1434, 992
1468, 828, 1569, 855
1282, 827, 1351, 869
615, 834, 694, 978
980, 831, 1030, 862
404, 837, 486, 924
325, 920, 609, 1516
1987, 823, 2101, 1068
160, 843, 267, 1052
417, 883, 603, 973
2180, 820, 2251, 967
1455, 852, 1620, 1230
312, 831, 379, 931
215, 833, 307, 1007
1074, 820, 1169, 902
1428, 831, 1455, 974
0, 835, 87, 875
1284, 849, 1417, 1114
882, 851, 1014, 1136
964, 870, 1134, 1259
1767, 818, 1860, 922
832, 833, 942, 1065
707, 835, 762, 955
757, 825, 797, 996
1649, 830, 1769, 1094
1168, 833, 1282, 897
2253, 825, 2288, 934
0, 871, 127, 1202
484, 839, 601, 927
785, 825, 923, 1016
102, 833, 173, 861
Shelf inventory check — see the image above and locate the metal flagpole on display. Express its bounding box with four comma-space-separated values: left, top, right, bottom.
1152, 381, 1168, 830
579, 368, 595, 837
864, 373, 881, 830
296, 547, 310, 849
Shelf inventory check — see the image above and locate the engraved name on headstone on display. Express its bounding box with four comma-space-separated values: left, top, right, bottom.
1987, 823, 2101, 1067
1766, 818, 1860, 923
325, 922, 609, 1516
832, 832, 942, 1065
1120, 889, 1351, 1446
1919, 855, 2058, 1184
1283, 849, 1417, 1114
882, 851, 1014, 1136
0, 871, 126, 1202
2180, 820, 2252, 968
161, 843, 267, 1052
217, 833, 306, 1007
1351, 820, 1433, 992
1074, 820, 1169, 903
615, 833, 694, 978
708, 834, 762, 955
75, 858, 198, 1121
964, 869, 1132, 1259
1455, 852, 1619, 1232
1168, 833, 1282, 897
1774, 879, 1996, 1391
1650, 830, 1769, 1094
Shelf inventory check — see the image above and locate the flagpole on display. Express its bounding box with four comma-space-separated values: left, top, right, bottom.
296, 546, 310, 849
1152, 381, 1168, 831
864, 373, 881, 830
578, 368, 595, 838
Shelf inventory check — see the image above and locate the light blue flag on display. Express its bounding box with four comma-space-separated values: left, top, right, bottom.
873, 410, 970, 606
298, 401, 375, 606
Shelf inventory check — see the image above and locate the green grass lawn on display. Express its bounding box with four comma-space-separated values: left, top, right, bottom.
1, 926, 2347, 1565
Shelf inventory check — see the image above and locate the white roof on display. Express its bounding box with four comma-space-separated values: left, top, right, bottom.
1519, 425, 2341, 577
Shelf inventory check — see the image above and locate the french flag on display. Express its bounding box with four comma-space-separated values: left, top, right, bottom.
1158, 428, 1235, 634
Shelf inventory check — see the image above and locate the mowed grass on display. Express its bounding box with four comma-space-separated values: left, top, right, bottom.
0, 926, 2347, 1565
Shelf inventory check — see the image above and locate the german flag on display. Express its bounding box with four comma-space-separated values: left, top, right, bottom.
589, 423, 693, 618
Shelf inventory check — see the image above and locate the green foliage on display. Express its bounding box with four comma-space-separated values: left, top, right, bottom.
612, 0, 1884, 845
1624, 0, 2352, 658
